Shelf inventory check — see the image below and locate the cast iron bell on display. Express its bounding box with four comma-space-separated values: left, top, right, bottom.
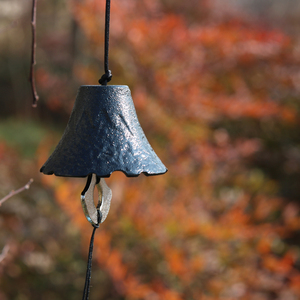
40, 85, 167, 178
39, 2, 167, 298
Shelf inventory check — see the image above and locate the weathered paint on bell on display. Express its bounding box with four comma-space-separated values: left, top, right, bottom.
40, 85, 167, 177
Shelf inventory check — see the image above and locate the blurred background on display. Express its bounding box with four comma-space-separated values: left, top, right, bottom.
0, 0, 300, 299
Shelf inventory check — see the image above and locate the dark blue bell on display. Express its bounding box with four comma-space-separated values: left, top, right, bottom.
40, 85, 167, 178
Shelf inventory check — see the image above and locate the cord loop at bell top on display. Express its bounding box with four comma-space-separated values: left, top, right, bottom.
98, 70, 112, 85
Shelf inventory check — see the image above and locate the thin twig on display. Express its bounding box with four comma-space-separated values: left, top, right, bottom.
0, 245, 9, 264
30, 0, 39, 107
0, 179, 34, 207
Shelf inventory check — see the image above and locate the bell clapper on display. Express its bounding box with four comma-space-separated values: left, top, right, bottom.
80, 174, 112, 300
81, 174, 112, 226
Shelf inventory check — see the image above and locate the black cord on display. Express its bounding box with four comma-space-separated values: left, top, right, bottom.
82, 210, 102, 300
99, 0, 112, 85
81, 174, 93, 196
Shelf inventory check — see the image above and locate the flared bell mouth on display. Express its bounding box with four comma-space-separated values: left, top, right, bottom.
40, 169, 168, 178
40, 85, 167, 178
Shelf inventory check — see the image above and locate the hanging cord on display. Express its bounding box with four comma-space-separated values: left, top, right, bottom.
82, 210, 102, 300
99, 0, 112, 85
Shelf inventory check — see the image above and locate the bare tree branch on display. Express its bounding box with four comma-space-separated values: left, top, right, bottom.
0, 245, 9, 264
0, 179, 34, 207
30, 0, 39, 107
0, 179, 33, 265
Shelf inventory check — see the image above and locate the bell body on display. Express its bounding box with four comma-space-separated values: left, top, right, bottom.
40, 85, 167, 177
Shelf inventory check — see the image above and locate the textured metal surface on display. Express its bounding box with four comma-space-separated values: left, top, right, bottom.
40, 85, 167, 177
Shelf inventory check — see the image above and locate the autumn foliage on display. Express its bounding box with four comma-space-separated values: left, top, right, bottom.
1, 0, 300, 299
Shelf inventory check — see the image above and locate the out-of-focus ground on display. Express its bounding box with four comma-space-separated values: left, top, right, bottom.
1, 1, 300, 299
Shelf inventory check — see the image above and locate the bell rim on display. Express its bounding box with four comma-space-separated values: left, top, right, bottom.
40, 168, 168, 178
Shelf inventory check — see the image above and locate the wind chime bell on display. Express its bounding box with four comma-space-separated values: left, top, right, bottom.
40, 85, 167, 178
40, 84, 167, 226
39, 1, 167, 298
40, 85, 167, 225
